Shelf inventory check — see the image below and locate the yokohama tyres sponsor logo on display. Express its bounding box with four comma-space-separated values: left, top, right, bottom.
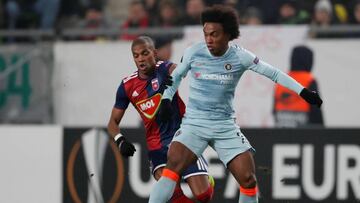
135, 93, 162, 119
195, 72, 234, 81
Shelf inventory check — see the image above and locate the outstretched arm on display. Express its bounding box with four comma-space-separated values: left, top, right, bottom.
250, 60, 322, 107
250, 59, 303, 93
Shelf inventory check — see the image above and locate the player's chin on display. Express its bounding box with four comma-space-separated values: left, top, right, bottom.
209, 50, 218, 56
139, 67, 152, 75
208, 48, 217, 55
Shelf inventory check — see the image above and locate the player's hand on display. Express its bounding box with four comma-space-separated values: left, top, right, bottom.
158, 99, 173, 122
300, 88, 323, 107
114, 134, 136, 157
160, 74, 173, 91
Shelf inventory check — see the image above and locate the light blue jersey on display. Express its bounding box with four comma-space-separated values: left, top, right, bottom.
163, 42, 304, 120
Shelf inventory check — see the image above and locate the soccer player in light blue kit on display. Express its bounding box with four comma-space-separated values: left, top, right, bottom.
149, 5, 323, 203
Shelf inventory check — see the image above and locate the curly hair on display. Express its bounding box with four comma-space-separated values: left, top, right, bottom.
201, 5, 240, 41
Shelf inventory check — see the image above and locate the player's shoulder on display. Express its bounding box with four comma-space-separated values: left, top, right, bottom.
188, 42, 207, 52
231, 44, 256, 58
230, 44, 258, 66
181, 42, 207, 62
155, 60, 172, 68
230, 43, 247, 54
155, 60, 174, 73
122, 71, 138, 84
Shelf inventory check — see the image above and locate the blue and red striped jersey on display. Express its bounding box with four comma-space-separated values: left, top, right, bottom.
114, 61, 185, 151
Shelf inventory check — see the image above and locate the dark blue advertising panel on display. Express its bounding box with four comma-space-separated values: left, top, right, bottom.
63, 128, 360, 203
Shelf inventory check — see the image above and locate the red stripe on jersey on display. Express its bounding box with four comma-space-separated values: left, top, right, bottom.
123, 71, 138, 84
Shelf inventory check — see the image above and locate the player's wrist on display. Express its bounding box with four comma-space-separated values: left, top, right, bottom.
114, 133, 127, 149
114, 133, 124, 142
162, 97, 172, 102
162, 98, 171, 103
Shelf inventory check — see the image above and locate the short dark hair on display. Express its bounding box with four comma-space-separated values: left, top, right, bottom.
132, 36, 155, 49
201, 5, 240, 41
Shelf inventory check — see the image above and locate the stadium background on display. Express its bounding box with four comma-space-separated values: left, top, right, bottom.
0, 0, 360, 202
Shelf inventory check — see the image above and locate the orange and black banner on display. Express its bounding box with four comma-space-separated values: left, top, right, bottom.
63, 128, 360, 203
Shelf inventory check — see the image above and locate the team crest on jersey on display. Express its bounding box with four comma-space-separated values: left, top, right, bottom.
151, 78, 159, 91
224, 63, 232, 71
135, 93, 162, 119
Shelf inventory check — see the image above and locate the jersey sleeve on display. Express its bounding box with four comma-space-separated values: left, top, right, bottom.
114, 82, 130, 109
158, 61, 173, 75
162, 47, 192, 100
237, 47, 304, 94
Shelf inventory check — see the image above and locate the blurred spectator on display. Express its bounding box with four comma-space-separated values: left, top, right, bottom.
349, 0, 360, 24
223, 0, 241, 21
104, 0, 132, 24
82, 8, 107, 28
57, 0, 85, 29
120, 0, 150, 40
154, 36, 173, 61
4, 0, 37, 29
205, 0, 223, 6
277, 0, 310, 24
224, 0, 237, 7
153, 0, 181, 27
4, 0, 60, 30
34, 0, 60, 29
274, 45, 324, 128
57, 0, 106, 30
341, 0, 360, 37
312, 0, 335, 26
181, 0, 205, 25
144, 0, 159, 22
241, 6, 263, 25
333, 2, 349, 23
79, 7, 109, 40
248, 0, 283, 24
0, 2, 4, 29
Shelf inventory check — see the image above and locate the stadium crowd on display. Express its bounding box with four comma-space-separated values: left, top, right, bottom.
0, 0, 360, 41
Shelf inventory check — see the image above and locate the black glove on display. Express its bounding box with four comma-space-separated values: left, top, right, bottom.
157, 99, 173, 122
163, 74, 173, 87
114, 135, 136, 157
300, 88, 323, 107
160, 74, 173, 92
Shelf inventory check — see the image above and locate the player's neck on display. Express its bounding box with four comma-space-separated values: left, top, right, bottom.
138, 70, 154, 80
213, 45, 229, 57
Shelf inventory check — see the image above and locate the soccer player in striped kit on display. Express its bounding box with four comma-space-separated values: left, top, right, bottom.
107, 36, 214, 203
149, 5, 322, 203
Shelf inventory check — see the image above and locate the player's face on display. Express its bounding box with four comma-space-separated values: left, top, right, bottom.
132, 43, 157, 77
203, 22, 230, 56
